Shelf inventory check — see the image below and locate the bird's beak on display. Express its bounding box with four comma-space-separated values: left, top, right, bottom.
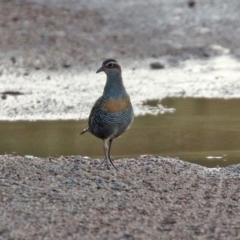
96, 66, 104, 73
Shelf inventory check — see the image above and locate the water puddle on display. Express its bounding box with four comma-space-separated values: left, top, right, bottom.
1, 97, 240, 168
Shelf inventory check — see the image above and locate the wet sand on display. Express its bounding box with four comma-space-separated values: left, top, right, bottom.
1, 0, 240, 239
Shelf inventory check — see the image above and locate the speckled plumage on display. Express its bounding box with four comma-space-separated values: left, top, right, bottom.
81, 59, 134, 170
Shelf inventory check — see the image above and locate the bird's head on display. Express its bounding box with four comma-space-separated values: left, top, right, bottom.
96, 59, 122, 75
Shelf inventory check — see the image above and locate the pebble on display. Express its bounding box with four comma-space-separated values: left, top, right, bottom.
150, 62, 165, 69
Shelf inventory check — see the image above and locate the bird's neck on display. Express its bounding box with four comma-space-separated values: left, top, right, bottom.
103, 73, 127, 99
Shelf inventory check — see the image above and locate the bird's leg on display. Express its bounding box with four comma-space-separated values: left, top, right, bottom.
104, 139, 111, 169
108, 139, 118, 170
97, 140, 108, 169
98, 139, 111, 170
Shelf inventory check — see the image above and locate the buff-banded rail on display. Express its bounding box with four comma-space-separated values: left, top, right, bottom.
81, 59, 134, 170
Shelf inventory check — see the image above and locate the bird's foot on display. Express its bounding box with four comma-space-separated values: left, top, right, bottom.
97, 158, 118, 170
109, 157, 118, 171
97, 159, 106, 169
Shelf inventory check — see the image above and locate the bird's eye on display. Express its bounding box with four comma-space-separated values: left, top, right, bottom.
108, 63, 113, 67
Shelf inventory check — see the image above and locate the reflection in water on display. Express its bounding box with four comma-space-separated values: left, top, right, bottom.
1, 98, 240, 168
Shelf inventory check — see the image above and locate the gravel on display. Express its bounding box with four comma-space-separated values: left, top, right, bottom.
1, 155, 240, 239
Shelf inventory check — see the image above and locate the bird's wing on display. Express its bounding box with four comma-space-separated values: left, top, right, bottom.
80, 96, 103, 135
88, 96, 103, 124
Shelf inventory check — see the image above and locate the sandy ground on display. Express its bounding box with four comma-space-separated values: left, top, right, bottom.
1, 0, 240, 239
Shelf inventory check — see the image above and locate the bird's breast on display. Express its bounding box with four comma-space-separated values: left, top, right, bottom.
101, 96, 132, 113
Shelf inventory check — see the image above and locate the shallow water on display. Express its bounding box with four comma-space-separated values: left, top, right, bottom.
1, 97, 240, 168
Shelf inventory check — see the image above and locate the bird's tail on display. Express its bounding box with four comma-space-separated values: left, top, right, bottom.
80, 127, 89, 135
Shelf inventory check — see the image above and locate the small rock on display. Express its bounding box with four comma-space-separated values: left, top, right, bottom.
10, 56, 16, 64
33, 59, 43, 70
188, 0, 196, 7
64, 178, 75, 184
12, 16, 19, 22
150, 62, 165, 70
1, 91, 24, 96
24, 155, 34, 159
62, 63, 71, 68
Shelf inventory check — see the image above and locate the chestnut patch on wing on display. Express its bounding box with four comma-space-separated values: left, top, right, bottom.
102, 96, 131, 113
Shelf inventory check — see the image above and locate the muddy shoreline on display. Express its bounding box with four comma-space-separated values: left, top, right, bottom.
1, 1, 240, 120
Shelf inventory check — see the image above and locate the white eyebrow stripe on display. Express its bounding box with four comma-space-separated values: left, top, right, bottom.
106, 61, 118, 66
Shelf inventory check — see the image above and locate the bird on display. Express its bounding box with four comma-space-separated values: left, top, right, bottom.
81, 59, 134, 170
